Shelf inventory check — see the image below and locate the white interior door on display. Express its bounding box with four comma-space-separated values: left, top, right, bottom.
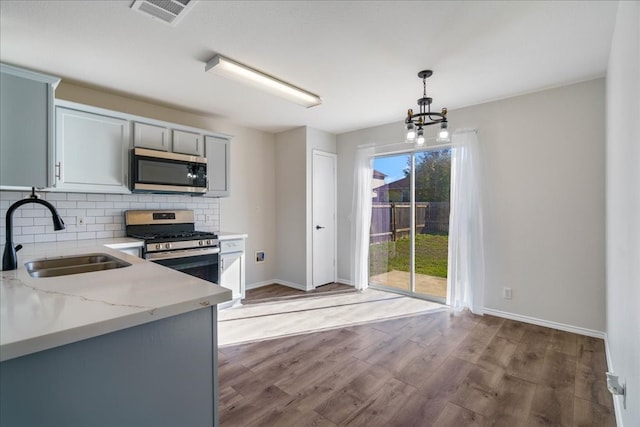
312, 150, 337, 288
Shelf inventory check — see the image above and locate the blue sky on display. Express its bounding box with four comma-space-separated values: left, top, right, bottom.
373, 155, 410, 183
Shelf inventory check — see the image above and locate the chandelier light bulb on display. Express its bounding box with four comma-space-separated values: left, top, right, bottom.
416, 128, 425, 145
406, 122, 416, 142
436, 122, 450, 143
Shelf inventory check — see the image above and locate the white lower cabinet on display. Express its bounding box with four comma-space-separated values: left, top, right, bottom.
218, 238, 245, 307
55, 107, 130, 193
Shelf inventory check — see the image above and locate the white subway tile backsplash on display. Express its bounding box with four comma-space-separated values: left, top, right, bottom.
57, 233, 78, 241
34, 234, 57, 243
56, 201, 77, 209
22, 226, 45, 235
87, 194, 106, 201
67, 193, 87, 201
0, 191, 220, 243
13, 217, 34, 227
44, 192, 67, 201
15, 235, 34, 244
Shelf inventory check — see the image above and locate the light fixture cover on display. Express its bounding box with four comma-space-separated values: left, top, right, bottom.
205, 55, 322, 108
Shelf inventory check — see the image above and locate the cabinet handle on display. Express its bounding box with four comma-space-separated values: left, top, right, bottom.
221, 258, 225, 270
55, 162, 61, 180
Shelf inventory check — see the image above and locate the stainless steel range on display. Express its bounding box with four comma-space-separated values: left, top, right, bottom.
125, 210, 219, 283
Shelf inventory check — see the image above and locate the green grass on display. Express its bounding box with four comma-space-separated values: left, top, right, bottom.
369, 234, 449, 278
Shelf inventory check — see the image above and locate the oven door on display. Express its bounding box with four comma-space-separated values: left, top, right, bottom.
146, 248, 219, 284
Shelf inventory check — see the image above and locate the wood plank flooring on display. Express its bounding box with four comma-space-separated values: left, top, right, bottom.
219, 309, 615, 426
243, 283, 355, 304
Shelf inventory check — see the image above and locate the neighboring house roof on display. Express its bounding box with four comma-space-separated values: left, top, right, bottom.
373, 170, 386, 179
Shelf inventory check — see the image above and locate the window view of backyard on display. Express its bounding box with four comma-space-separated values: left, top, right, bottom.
369, 149, 451, 299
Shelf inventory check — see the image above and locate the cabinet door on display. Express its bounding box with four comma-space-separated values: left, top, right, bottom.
219, 252, 243, 300
55, 107, 130, 193
204, 136, 229, 197
0, 65, 59, 189
173, 130, 203, 156
133, 122, 169, 151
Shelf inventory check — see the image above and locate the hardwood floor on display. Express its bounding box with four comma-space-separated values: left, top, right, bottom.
218, 309, 615, 426
242, 283, 355, 304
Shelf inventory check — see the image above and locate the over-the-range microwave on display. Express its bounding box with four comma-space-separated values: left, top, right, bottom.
131, 147, 208, 195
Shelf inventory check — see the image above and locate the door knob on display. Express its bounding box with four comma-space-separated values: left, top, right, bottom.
315, 225, 325, 230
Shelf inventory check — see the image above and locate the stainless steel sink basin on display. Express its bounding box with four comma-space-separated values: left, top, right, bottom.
24, 253, 132, 278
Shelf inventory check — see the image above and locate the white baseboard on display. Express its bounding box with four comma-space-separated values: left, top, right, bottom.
337, 278, 353, 286
245, 280, 274, 291
482, 308, 605, 339
604, 333, 625, 427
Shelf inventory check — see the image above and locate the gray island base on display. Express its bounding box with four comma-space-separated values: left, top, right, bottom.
1, 306, 219, 427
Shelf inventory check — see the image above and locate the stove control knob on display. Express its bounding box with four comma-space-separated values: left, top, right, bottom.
198, 240, 204, 246
164, 243, 171, 249
155, 244, 161, 250
206, 240, 212, 245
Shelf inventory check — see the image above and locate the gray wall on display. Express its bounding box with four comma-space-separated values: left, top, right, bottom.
605, 2, 640, 425
337, 78, 606, 334
274, 126, 337, 290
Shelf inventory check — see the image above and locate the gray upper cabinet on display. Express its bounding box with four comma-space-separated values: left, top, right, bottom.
173, 130, 203, 156
133, 122, 170, 151
55, 106, 130, 193
204, 135, 230, 197
0, 64, 60, 189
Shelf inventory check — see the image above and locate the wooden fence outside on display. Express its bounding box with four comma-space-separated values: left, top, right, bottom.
370, 202, 450, 243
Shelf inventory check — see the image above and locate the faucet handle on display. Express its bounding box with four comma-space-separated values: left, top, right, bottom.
15, 244, 23, 253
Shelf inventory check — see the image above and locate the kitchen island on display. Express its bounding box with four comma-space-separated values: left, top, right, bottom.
0, 240, 231, 427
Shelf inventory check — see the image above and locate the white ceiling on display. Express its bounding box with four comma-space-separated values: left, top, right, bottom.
0, 1, 619, 134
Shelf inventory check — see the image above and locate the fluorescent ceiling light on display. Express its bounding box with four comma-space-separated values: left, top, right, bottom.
205, 54, 322, 108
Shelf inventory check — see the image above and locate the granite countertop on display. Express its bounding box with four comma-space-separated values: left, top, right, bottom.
0, 238, 232, 362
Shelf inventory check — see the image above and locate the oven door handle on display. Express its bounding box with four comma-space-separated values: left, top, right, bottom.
146, 247, 220, 261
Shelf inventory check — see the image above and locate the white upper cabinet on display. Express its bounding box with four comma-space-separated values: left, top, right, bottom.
133, 122, 170, 151
55, 107, 130, 193
204, 135, 230, 197
173, 130, 203, 156
0, 64, 59, 190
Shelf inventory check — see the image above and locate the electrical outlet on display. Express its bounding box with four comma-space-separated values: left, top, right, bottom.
77, 217, 85, 226
503, 287, 512, 299
255, 251, 265, 263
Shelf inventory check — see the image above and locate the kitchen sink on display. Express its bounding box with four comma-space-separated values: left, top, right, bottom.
24, 253, 132, 278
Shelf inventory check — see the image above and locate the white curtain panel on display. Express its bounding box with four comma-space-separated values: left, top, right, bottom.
351, 147, 374, 290
447, 131, 486, 314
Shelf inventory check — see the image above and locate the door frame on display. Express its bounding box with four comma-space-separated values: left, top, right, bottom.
368, 145, 452, 304
311, 149, 337, 289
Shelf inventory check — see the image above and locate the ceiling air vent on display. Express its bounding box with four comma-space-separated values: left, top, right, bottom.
131, 0, 196, 26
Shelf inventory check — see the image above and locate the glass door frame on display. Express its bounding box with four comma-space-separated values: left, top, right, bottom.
368, 142, 452, 304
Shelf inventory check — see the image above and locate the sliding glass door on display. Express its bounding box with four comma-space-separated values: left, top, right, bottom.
369, 148, 451, 302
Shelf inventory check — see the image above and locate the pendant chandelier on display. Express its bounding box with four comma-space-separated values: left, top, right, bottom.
405, 70, 450, 145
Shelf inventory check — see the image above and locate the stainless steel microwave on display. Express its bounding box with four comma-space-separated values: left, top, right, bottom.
131, 148, 208, 195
